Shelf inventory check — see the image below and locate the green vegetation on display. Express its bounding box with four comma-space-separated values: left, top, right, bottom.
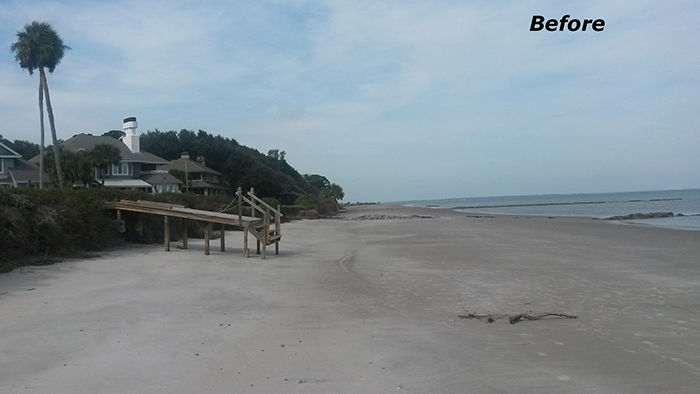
41, 143, 122, 187
0, 188, 120, 273
0, 188, 239, 273
11, 21, 70, 188
139, 128, 343, 209
0, 135, 39, 159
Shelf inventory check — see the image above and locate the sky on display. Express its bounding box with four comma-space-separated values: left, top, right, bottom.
1, 0, 698, 202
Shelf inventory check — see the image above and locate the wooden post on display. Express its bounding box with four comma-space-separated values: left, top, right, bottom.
116, 209, 121, 220
182, 219, 188, 249
264, 210, 270, 246
164, 216, 170, 252
250, 187, 257, 219
220, 224, 226, 252
204, 223, 211, 255
275, 205, 281, 255
259, 211, 267, 259
237, 187, 242, 222
275, 205, 281, 236
243, 224, 249, 257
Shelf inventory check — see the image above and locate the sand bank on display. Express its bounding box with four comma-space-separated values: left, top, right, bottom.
1, 205, 699, 393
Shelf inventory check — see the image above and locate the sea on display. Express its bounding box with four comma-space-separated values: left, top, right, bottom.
393, 189, 700, 232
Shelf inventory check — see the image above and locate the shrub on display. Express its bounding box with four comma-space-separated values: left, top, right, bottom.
261, 197, 281, 209
294, 194, 317, 208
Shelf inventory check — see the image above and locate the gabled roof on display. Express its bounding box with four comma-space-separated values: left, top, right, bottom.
0, 141, 22, 158
189, 179, 229, 190
9, 158, 48, 183
102, 179, 153, 188
162, 157, 222, 175
141, 172, 183, 185
59, 134, 168, 164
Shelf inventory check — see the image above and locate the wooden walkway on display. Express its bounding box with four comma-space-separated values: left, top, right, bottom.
105, 189, 282, 258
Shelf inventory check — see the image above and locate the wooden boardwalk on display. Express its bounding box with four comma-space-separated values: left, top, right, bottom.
105, 189, 282, 258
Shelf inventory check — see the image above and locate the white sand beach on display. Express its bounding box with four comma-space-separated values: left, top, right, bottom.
2, 204, 700, 393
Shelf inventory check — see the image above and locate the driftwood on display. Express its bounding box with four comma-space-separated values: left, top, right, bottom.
459, 312, 578, 324
508, 313, 578, 324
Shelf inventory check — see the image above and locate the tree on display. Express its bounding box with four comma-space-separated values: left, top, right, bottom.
11, 21, 70, 188
304, 174, 330, 191
43, 147, 92, 186
89, 143, 122, 186
267, 149, 286, 161
327, 183, 344, 201
102, 130, 125, 140
0, 135, 40, 159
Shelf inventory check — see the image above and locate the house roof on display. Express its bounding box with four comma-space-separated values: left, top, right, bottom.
188, 179, 229, 190
8, 158, 49, 184
141, 172, 183, 185
162, 157, 222, 175
102, 179, 153, 188
58, 134, 168, 164
0, 142, 22, 158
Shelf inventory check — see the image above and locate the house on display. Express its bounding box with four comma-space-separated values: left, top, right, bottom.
31, 117, 182, 193
0, 141, 50, 189
161, 153, 229, 195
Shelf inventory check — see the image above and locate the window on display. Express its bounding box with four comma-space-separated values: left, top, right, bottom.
94, 167, 104, 180
112, 162, 131, 176
0, 158, 4, 174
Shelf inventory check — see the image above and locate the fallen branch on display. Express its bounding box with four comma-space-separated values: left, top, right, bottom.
458, 312, 578, 324
508, 313, 577, 324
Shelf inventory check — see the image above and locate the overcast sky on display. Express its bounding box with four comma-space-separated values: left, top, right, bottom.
1, 1, 698, 202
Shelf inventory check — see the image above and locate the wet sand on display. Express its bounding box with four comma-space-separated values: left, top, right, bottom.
2, 204, 699, 393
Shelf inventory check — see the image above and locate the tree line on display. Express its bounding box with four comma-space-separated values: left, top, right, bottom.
2, 129, 344, 207
140, 128, 344, 205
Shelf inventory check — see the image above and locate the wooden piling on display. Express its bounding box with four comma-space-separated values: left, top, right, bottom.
243, 224, 249, 257
164, 216, 170, 252
182, 219, 188, 249
220, 224, 226, 252
204, 223, 211, 255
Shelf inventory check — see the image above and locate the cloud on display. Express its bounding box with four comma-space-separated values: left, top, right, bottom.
1, 0, 698, 201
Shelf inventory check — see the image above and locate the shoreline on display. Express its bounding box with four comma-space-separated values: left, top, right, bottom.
2, 204, 700, 393
383, 203, 700, 232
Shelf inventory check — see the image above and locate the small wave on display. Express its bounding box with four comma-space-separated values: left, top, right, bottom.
451, 198, 682, 211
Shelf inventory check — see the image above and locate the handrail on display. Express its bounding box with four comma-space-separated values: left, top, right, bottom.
247, 188, 283, 217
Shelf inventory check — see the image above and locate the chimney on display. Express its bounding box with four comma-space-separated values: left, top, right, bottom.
197, 155, 205, 166
181, 152, 189, 159
122, 117, 139, 153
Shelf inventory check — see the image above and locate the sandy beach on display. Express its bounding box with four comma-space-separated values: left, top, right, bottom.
2, 204, 700, 393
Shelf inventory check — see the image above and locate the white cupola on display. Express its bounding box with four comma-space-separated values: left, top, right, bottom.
122, 117, 140, 153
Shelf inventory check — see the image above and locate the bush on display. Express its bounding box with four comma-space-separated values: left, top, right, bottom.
261, 197, 281, 209
0, 188, 242, 273
294, 194, 317, 208
0, 188, 121, 272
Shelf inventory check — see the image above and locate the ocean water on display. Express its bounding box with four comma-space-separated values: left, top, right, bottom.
394, 189, 700, 231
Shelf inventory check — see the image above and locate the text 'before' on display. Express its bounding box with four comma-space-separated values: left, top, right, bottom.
530, 15, 605, 32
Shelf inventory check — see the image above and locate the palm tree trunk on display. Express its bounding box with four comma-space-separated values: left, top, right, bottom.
40, 67, 63, 188
38, 77, 45, 189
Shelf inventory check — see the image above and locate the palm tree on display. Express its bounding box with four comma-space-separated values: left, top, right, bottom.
11, 21, 70, 188
89, 143, 122, 186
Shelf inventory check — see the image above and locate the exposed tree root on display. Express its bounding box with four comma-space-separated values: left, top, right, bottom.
459, 312, 578, 324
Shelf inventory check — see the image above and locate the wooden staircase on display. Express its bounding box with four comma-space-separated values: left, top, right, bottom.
230, 187, 283, 258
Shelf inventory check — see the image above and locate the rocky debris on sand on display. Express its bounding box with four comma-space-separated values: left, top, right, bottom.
341, 214, 434, 221
602, 212, 675, 220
